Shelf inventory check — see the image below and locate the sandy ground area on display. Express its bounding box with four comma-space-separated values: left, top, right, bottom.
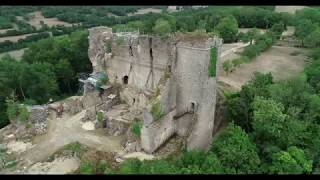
218, 45, 309, 90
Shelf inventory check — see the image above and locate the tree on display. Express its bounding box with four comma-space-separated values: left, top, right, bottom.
226, 72, 273, 132
294, 19, 317, 47
267, 77, 314, 113
251, 97, 288, 146
215, 15, 238, 43
152, 18, 171, 36
305, 60, 320, 92
305, 28, 320, 48
210, 123, 261, 174
247, 28, 259, 44
270, 22, 285, 39
175, 150, 223, 174
268, 146, 313, 174
54, 58, 75, 94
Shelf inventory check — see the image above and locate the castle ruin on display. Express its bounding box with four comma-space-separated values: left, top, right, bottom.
84, 26, 223, 153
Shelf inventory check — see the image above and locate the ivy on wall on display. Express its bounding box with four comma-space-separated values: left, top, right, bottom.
209, 47, 218, 77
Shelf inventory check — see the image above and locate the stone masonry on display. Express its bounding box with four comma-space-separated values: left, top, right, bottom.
87, 27, 223, 153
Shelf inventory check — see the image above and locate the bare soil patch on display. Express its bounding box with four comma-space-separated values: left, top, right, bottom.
27, 11, 74, 30
238, 28, 266, 34
128, 8, 162, 16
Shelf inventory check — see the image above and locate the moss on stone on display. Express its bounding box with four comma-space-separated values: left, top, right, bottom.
151, 101, 165, 121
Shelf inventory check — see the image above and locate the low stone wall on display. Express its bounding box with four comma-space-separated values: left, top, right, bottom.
141, 110, 176, 153
105, 118, 130, 136
27, 105, 49, 135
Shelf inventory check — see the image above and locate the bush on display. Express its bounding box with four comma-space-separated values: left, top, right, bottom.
96, 111, 104, 122
119, 158, 142, 174
6, 99, 29, 122
231, 56, 250, 67
222, 60, 234, 74
62, 141, 86, 157
105, 39, 112, 53
242, 45, 259, 59
131, 121, 142, 137
79, 161, 95, 174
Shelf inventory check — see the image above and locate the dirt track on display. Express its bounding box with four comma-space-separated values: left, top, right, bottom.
19, 110, 123, 166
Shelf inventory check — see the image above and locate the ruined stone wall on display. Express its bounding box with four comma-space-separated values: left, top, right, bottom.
88, 27, 112, 72
88, 27, 222, 153
141, 109, 176, 153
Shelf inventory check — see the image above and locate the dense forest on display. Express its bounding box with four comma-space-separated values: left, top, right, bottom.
74, 44, 320, 174
2, 6, 320, 174
0, 31, 91, 128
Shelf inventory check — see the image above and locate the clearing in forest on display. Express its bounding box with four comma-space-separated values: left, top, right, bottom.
218, 45, 309, 91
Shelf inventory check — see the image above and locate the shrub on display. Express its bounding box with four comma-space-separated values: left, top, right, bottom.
6, 99, 29, 122
96, 160, 109, 174
63, 142, 86, 157
96, 111, 104, 122
209, 47, 218, 77
131, 121, 142, 137
79, 161, 95, 174
119, 158, 142, 174
242, 45, 259, 59
151, 101, 165, 120
105, 39, 112, 53
222, 60, 234, 74
231, 56, 250, 68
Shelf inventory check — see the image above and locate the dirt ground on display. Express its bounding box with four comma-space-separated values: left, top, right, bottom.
26, 11, 75, 30
0, 48, 27, 61
275, 6, 308, 14
238, 28, 266, 34
18, 108, 123, 169
0, 33, 38, 43
218, 45, 309, 91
